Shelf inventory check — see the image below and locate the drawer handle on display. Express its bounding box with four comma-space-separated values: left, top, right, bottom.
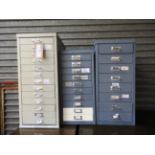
112, 105, 122, 111
72, 62, 81, 67
74, 95, 82, 100
74, 102, 81, 107
71, 55, 81, 61
34, 113, 44, 117
110, 83, 120, 91
72, 69, 81, 74
73, 88, 82, 94
111, 66, 121, 72
74, 109, 83, 113
111, 46, 122, 52
34, 106, 42, 111
111, 56, 121, 62
74, 116, 83, 120
112, 113, 120, 120
111, 95, 120, 101
36, 118, 43, 124
111, 76, 121, 82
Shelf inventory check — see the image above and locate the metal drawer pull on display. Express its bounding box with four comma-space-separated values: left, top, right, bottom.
34, 86, 43, 91
111, 95, 120, 101
34, 79, 43, 84
74, 95, 82, 100
121, 94, 130, 99
34, 113, 44, 117
111, 56, 121, 62
74, 82, 82, 87
110, 83, 120, 91
35, 99, 43, 104
73, 88, 82, 94
112, 113, 120, 120
74, 116, 83, 120
111, 66, 121, 72
111, 76, 121, 81
74, 102, 81, 107
72, 75, 88, 80
74, 109, 83, 113
72, 69, 81, 74
36, 118, 43, 124
111, 46, 122, 52
34, 106, 42, 111
34, 93, 43, 98
72, 62, 81, 67
71, 55, 81, 60
112, 105, 121, 110
35, 66, 43, 71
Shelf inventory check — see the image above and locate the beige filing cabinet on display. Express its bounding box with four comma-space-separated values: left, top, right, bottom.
17, 33, 59, 128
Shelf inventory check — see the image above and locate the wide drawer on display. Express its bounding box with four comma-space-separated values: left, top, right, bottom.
62, 74, 92, 81
97, 102, 133, 112
97, 43, 133, 54
97, 112, 133, 124
21, 65, 54, 72
62, 54, 92, 61
63, 88, 93, 95
63, 114, 93, 121
63, 100, 94, 107
22, 111, 56, 125
99, 73, 132, 83
64, 81, 92, 88
99, 93, 132, 103
21, 85, 55, 92
99, 83, 132, 92
98, 64, 133, 74
62, 61, 91, 68
62, 68, 91, 74
98, 54, 133, 64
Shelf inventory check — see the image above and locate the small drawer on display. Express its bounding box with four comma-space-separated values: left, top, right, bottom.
98, 54, 133, 64
62, 54, 91, 61
62, 75, 92, 81
99, 74, 132, 83
97, 112, 133, 124
99, 93, 132, 103
64, 81, 92, 88
21, 65, 54, 72
63, 100, 94, 107
63, 88, 93, 95
99, 83, 132, 93
21, 85, 55, 92
62, 68, 91, 74
98, 43, 133, 54
22, 111, 56, 125
99, 64, 133, 74
97, 102, 133, 112
62, 61, 91, 68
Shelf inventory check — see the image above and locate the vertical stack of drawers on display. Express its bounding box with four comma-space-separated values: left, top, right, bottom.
61, 50, 95, 124
17, 33, 59, 128
95, 40, 135, 125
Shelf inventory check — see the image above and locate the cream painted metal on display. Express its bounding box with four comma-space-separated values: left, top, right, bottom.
17, 33, 59, 128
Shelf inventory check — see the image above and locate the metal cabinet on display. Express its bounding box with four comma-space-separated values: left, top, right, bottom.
95, 40, 135, 125
17, 33, 59, 128
60, 50, 95, 124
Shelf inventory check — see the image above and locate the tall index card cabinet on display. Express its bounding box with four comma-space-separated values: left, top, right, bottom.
95, 40, 135, 125
17, 33, 59, 128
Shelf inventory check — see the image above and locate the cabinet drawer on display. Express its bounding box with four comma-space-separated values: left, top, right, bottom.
97, 112, 133, 124
99, 64, 133, 74
62, 68, 91, 74
99, 83, 132, 92
99, 74, 132, 83
98, 54, 133, 64
99, 93, 132, 103
98, 43, 133, 54
64, 81, 92, 88
21, 85, 55, 92
62, 61, 91, 68
63, 100, 94, 107
62, 54, 92, 61
62, 74, 92, 81
63, 88, 93, 95
21, 65, 54, 72
97, 103, 133, 112
63, 114, 93, 121
22, 111, 56, 125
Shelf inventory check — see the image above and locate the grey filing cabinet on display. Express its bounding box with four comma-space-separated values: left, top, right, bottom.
95, 40, 135, 125
17, 33, 59, 128
61, 50, 95, 124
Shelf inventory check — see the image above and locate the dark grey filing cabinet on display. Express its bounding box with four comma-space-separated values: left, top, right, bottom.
95, 40, 135, 125
60, 50, 95, 125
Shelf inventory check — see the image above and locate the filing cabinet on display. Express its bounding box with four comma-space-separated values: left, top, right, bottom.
95, 40, 135, 125
60, 50, 95, 124
17, 33, 59, 128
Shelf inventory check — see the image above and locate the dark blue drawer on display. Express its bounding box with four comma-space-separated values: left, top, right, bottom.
99, 83, 132, 93
97, 43, 133, 54
62, 61, 91, 68
62, 68, 91, 74
97, 102, 133, 112
99, 74, 132, 83
63, 100, 94, 107
99, 93, 132, 103
97, 112, 133, 125
63, 94, 93, 101
63, 81, 92, 88
98, 54, 133, 64
63, 74, 92, 81
99, 64, 133, 74
62, 54, 92, 61
63, 88, 93, 95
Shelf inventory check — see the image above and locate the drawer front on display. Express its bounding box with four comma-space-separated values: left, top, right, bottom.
99, 74, 132, 83
62, 54, 92, 61
99, 64, 133, 74
97, 112, 133, 124
99, 93, 132, 103
64, 81, 92, 88
62, 61, 91, 68
21, 65, 54, 72
99, 83, 132, 93
63, 108, 93, 115
22, 85, 55, 92
63, 100, 94, 107
22, 111, 56, 125
62, 74, 92, 81
98, 43, 133, 54
63, 88, 93, 95
62, 68, 91, 74
63, 114, 93, 121
98, 54, 133, 64
97, 103, 133, 112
